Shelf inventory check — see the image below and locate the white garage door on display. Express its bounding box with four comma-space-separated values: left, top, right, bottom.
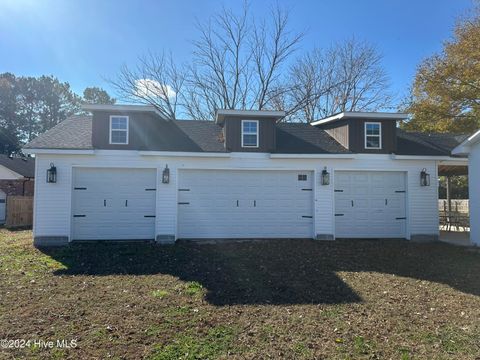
177, 170, 314, 239
334, 171, 406, 238
72, 168, 156, 240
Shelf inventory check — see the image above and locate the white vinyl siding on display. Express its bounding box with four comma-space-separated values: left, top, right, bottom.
241, 120, 259, 148
365, 122, 381, 149
109, 116, 129, 144
32, 152, 440, 241
468, 144, 480, 245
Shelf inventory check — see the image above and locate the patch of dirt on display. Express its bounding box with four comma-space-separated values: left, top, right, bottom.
0, 230, 479, 359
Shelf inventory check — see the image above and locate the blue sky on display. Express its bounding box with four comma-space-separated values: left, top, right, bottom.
0, 0, 473, 104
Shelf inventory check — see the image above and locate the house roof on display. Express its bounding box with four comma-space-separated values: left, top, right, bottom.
396, 130, 468, 157
452, 129, 480, 155
310, 111, 409, 126
215, 109, 285, 124
0, 154, 35, 178
82, 104, 168, 120
24, 115, 94, 150
275, 123, 351, 154
24, 115, 466, 157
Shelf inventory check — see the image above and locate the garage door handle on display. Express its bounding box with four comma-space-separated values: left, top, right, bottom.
351, 200, 354, 207
125, 200, 128, 207
104, 199, 106, 207
254, 200, 256, 207
385, 199, 388, 206
237, 200, 239, 207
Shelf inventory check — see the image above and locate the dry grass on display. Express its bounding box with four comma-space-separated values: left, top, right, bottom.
0, 229, 479, 359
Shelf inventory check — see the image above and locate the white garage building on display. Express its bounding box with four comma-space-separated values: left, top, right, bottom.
24, 105, 466, 246
453, 130, 480, 246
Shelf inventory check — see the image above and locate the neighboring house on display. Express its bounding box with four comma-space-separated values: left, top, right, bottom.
453, 130, 480, 246
0, 154, 35, 224
23, 104, 466, 246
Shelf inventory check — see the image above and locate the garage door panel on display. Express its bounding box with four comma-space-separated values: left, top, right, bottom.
72, 168, 156, 240
178, 170, 313, 239
335, 171, 406, 239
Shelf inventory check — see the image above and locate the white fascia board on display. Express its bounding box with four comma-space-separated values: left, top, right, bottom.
139, 151, 231, 158
22, 149, 95, 155
82, 104, 168, 120
310, 111, 409, 126
391, 154, 467, 161
310, 113, 346, 126
215, 109, 285, 123
270, 153, 355, 159
452, 129, 480, 155
451, 144, 470, 156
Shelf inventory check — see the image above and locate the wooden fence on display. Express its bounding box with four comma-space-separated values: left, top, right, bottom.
5, 196, 33, 228
438, 199, 469, 214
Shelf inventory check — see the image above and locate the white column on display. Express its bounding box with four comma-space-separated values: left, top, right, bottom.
469, 145, 480, 246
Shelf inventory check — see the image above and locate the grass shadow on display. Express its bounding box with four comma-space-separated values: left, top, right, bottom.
39, 239, 480, 306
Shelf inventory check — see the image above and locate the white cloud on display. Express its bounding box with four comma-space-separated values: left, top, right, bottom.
135, 79, 176, 100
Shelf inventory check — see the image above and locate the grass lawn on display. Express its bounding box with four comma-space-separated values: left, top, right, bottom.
1, 230, 479, 359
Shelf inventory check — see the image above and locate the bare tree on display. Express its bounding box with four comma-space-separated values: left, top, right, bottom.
110, 3, 304, 120
108, 52, 185, 119
110, 7, 390, 123
183, 3, 304, 120
290, 38, 392, 122
280, 48, 338, 122
184, 4, 252, 120
251, 6, 303, 110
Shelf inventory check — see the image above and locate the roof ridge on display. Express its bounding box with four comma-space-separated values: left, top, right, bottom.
174, 119, 216, 123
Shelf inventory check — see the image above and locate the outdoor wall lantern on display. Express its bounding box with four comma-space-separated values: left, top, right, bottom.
420, 168, 430, 186
321, 167, 330, 185
46, 163, 57, 183
162, 164, 170, 184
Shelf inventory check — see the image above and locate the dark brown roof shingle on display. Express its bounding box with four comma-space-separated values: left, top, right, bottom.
24, 115, 93, 150
0, 155, 35, 178
24, 115, 466, 156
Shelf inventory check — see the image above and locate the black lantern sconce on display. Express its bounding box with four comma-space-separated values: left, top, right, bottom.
46, 163, 57, 183
420, 168, 430, 186
321, 166, 330, 185
162, 164, 170, 184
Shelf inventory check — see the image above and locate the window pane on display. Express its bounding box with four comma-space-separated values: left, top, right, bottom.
111, 130, 127, 144
243, 121, 257, 133
366, 136, 380, 148
111, 117, 127, 129
366, 123, 380, 135
243, 134, 257, 146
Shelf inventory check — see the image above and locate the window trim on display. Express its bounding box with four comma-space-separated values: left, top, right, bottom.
109, 115, 129, 145
364, 122, 382, 149
241, 120, 259, 148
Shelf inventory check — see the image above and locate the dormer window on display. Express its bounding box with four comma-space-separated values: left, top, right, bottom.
365, 122, 381, 149
109, 115, 129, 145
241, 120, 259, 148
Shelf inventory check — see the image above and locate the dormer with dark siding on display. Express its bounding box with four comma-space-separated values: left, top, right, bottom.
311, 112, 408, 154
215, 109, 285, 152
84, 104, 205, 152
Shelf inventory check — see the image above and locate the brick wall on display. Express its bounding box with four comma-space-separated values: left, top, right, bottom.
0, 179, 34, 196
